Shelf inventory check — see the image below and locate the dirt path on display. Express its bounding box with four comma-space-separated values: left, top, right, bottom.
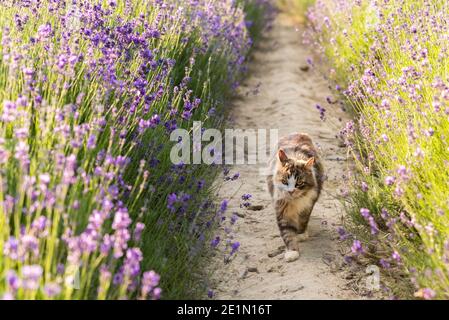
210, 14, 359, 299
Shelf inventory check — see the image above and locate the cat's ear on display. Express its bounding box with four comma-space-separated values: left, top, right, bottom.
305, 157, 315, 169
278, 149, 289, 164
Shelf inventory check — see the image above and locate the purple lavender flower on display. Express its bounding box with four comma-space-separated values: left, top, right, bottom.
197, 179, 205, 190
100, 234, 113, 255
416, 288, 436, 300
230, 213, 238, 225
385, 176, 395, 186
379, 259, 390, 269
31, 216, 48, 235
230, 241, 240, 255
425, 128, 434, 137
316, 104, 326, 121
351, 240, 364, 255
380, 208, 389, 220
360, 208, 370, 219
230, 173, 240, 181
207, 289, 214, 298
241, 194, 252, 201
4, 237, 19, 260
56, 264, 65, 275
360, 208, 379, 235
337, 227, 350, 240
2, 101, 17, 122
133, 222, 145, 242
152, 287, 162, 300
5, 270, 20, 291
167, 193, 177, 212
361, 182, 368, 192
21, 265, 43, 290
392, 251, 401, 263
112, 208, 132, 230
211, 236, 220, 248
113, 271, 124, 286
394, 186, 404, 197
37, 23, 52, 40
22, 234, 39, 257
123, 248, 143, 278
141, 270, 161, 300
220, 199, 228, 213
87, 135, 97, 150
149, 114, 160, 128
44, 283, 61, 297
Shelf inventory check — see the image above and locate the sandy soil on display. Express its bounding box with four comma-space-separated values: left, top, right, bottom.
209, 14, 362, 300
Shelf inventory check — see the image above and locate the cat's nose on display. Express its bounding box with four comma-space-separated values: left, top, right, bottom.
288, 190, 295, 195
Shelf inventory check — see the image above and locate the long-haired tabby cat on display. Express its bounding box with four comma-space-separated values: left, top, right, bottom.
267, 133, 323, 262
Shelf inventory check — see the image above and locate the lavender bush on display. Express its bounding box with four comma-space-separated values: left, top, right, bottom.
0, 0, 269, 299
307, 0, 449, 298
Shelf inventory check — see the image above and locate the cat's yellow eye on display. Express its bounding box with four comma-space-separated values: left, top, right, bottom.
296, 182, 305, 188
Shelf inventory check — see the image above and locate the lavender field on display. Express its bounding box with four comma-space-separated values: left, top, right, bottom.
2, 0, 449, 302
213, 0, 449, 300
0, 0, 271, 299
307, 0, 449, 298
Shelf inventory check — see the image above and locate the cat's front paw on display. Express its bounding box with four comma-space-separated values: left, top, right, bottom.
297, 231, 309, 242
284, 250, 300, 262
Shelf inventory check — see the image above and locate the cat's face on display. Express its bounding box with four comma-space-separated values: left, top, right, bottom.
274, 149, 316, 199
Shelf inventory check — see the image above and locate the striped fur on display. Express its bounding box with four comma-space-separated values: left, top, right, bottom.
267, 133, 324, 253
